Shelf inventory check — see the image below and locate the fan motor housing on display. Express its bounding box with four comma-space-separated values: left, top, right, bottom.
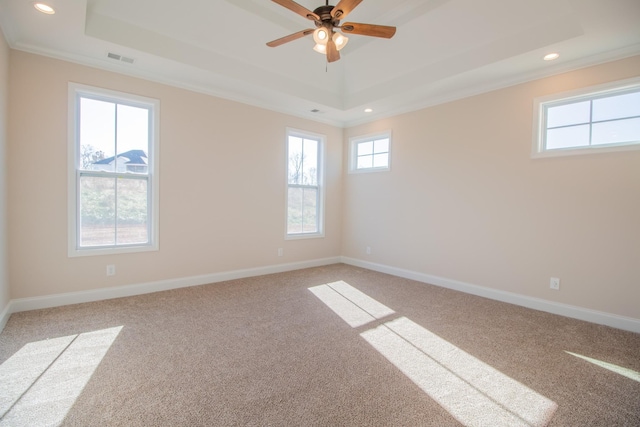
313, 5, 336, 23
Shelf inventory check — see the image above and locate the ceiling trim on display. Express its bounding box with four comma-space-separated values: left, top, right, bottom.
344, 44, 640, 128
10, 39, 640, 129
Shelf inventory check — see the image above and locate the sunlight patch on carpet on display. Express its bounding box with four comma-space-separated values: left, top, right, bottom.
308, 281, 394, 327
310, 282, 557, 427
362, 318, 557, 426
565, 351, 640, 383
0, 326, 123, 426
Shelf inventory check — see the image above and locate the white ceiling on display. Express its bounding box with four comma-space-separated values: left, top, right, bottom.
1, 0, 639, 127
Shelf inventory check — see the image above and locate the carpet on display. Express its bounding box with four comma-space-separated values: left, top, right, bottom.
1, 264, 638, 426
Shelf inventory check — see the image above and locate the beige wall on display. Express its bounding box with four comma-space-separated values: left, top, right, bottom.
8, 50, 343, 299
0, 30, 8, 315
5, 47, 639, 323
343, 55, 640, 319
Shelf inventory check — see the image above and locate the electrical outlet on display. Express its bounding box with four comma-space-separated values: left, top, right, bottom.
366, 246, 371, 255
277, 248, 283, 257
106, 265, 116, 276
550, 277, 560, 290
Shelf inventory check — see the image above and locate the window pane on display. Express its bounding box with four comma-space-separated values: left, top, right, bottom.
117, 178, 149, 244
357, 155, 373, 169
79, 176, 115, 247
357, 141, 373, 156
373, 153, 389, 168
546, 125, 590, 150
302, 187, 318, 233
302, 138, 318, 185
592, 92, 640, 122
288, 136, 303, 185
546, 101, 590, 128
116, 104, 150, 174
373, 139, 389, 154
287, 187, 318, 234
80, 98, 115, 171
592, 117, 640, 145
287, 187, 303, 234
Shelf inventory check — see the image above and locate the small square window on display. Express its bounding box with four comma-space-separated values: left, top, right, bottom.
349, 132, 391, 173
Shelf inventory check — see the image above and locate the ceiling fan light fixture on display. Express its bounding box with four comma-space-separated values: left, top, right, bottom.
266, 0, 397, 63
313, 27, 329, 45
333, 32, 349, 51
313, 43, 327, 54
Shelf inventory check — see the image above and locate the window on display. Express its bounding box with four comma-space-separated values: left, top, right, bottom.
286, 129, 324, 238
349, 132, 391, 172
68, 83, 159, 256
533, 77, 640, 157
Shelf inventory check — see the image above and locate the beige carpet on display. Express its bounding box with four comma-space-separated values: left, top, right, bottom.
0, 264, 639, 426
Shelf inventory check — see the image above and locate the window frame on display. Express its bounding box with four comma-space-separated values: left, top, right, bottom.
285, 128, 325, 240
532, 77, 640, 158
348, 131, 392, 173
67, 83, 160, 257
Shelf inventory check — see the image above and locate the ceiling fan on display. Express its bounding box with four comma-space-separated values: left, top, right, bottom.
267, 0, 396, 63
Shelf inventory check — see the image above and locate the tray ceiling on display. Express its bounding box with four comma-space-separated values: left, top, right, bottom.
1, 0, 639, 126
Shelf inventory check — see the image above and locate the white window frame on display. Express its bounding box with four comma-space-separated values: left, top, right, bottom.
285, 128, 325, 240
349, 131, 392, 173
68, 83, 160, 257
532, 77, 640, 158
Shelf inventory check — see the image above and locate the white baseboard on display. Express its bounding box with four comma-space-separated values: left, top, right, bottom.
3, 256, 638, 335
0, 300, 10, 333
340, 256, 640, 334
1, 257, 340, 331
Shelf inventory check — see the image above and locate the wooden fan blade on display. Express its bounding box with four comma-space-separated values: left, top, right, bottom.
340, 22, 396, 38
331, 0, 363, 20
326, 39, 340, 63
271, 0, 319, 21
267, 29, 315, 47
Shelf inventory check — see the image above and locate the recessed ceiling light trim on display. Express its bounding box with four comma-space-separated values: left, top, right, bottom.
34, 3, 55, 14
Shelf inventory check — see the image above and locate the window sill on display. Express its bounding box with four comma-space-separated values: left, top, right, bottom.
68, 243, 159, 258
285, 232, 325, 241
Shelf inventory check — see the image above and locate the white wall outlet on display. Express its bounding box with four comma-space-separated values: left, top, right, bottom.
366, 246, 372, 255
277, 248, 283, 257
106, 265, 116, 276
550, 277, 560, 290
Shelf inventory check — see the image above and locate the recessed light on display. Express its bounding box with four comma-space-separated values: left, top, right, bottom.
543, 53, 559, 61
364, 108, 373, 113
34, 3, 55, 14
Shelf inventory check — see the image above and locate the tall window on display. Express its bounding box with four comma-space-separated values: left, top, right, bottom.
533, 78, 640, 157
286, 129, 324, 238
349, 132, 391, 173
68, 84, 159, 256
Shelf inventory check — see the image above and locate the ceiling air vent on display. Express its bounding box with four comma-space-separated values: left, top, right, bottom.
107, 52, 135, 64
310, 109, 322, 113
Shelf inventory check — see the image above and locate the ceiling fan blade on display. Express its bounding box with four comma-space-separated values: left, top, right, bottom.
326, 39, 340, 63
271, 0, 320, 21
331, 0, 363, 20
266, 29, 315, 47
340, 22, 396, 38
